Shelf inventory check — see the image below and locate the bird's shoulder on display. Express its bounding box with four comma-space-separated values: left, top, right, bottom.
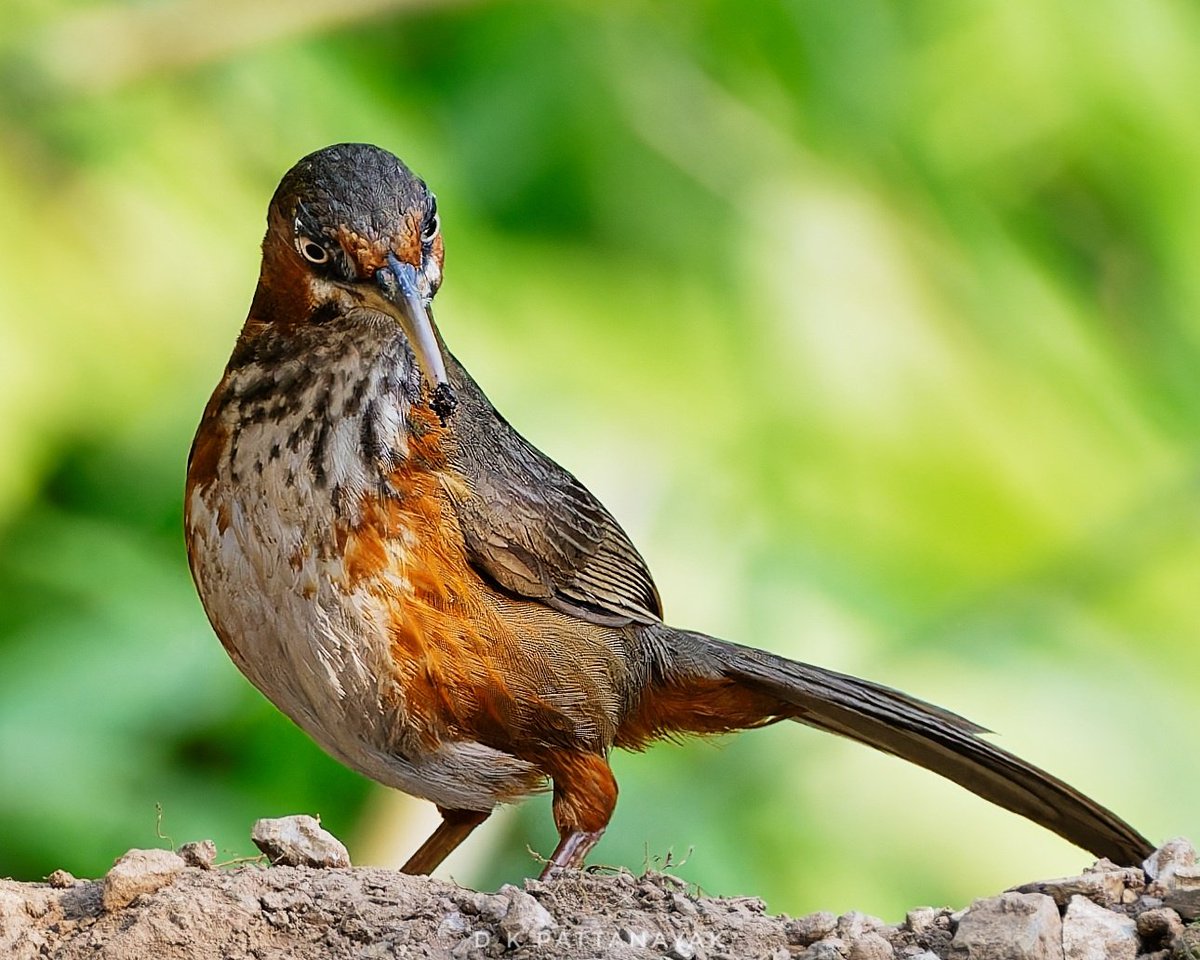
442, 353, 662, 627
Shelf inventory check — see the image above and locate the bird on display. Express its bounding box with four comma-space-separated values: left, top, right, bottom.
185, 142, 1153, 879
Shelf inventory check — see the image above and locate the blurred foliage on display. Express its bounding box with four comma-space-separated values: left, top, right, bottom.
0, 0, 1198, 921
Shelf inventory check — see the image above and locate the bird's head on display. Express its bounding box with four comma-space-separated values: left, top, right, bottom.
257, 143, 455, 420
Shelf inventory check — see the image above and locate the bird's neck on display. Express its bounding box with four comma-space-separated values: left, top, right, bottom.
192, 294, 435, 525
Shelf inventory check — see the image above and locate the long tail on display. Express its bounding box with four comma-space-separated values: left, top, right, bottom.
635, 628, 1152, 866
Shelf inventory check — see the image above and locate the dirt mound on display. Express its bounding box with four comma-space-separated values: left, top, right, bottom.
1, 823, 1196, 959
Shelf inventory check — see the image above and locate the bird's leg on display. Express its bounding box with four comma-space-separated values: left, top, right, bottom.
538, 751, 617, 880
542, 828, 605, 877
401, 806, 490, 875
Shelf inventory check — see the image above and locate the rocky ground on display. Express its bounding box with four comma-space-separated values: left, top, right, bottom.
1, 817, 1197, 959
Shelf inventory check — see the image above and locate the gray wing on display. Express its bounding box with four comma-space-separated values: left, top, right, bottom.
444, 353, 662, 626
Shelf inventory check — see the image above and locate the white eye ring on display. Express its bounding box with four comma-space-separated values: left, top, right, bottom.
421, 212, 440, 245
297, 237, 329, 263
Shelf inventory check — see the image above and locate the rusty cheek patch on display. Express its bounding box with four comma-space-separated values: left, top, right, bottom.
257, 238, 320, 326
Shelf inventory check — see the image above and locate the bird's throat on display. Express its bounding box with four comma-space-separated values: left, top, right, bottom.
202, 311, 428, 527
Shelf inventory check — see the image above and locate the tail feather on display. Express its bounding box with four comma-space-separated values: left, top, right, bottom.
664, 629, 1152, 866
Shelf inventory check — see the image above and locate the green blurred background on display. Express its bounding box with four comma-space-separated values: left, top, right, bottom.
1, 0, 1196, 921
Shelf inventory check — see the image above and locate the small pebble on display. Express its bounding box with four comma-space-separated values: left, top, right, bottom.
667, 936, 696, 960
788, 911, 838, 946
101, 848, 186, 912
804, 938, 847, 960
251, 815, 350, 869
848, 932, 894, 960
1136, 907, 1184, 946
838, 910, 885, 939
438, 912, 470, 937
905, 907, 937, 934
1144, 838, 1196, 883
497, 885, 555, 945
179, 839, 217, 870
46, 870, 76, 889
671, 892, 698, 915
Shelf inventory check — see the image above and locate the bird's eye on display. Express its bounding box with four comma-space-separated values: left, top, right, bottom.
421, 199, 439, 245
297, 237, 329, 264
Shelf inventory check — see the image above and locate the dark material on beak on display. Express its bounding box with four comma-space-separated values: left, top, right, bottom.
377, 253, 457, 423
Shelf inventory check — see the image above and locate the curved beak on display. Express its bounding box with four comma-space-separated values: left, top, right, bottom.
376, 253, 457, 421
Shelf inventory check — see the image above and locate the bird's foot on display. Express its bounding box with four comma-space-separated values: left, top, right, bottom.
537, 829, 604, 880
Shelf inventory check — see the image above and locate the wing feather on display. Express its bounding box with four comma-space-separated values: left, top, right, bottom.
443, 352, 662, 626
